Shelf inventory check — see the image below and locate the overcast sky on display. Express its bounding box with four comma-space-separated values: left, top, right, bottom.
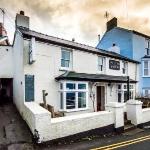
0, 0, 150, 46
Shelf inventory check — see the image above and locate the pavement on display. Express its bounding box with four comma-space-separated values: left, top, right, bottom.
0, 103, 33, 150
0, 103, 150, 150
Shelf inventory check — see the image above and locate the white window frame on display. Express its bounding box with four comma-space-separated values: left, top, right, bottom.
117, 84, 134, 103
60, 48, 72, 70
145, 39, 150, 56
122, 61, 128, 75
59, 81, 88, 112
143, 60, 150, 77
98, 56, 106, 73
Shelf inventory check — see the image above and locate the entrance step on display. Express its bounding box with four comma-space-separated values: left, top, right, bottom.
124, 123, 136, 132
124, 119, 131, 125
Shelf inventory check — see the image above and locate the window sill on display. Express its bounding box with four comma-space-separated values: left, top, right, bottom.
143, 76, 150, 78
59, 67, 72, 71
59, 108, 89, 113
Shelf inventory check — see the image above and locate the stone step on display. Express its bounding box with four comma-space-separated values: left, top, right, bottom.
124, 124, 136, 132
124, 119, 131, 125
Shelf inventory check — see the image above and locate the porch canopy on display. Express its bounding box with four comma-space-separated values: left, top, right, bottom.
55, 71, 137, 83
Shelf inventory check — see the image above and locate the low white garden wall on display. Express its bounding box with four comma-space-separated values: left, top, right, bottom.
50, 111, 114, 140
142, 108, 150, 124
22, 102, 116, 142
126, 100, 150, 126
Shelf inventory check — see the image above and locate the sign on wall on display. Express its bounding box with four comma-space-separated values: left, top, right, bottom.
109, 60, 120, 70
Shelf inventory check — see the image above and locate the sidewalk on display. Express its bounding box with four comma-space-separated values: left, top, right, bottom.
0, 103, 33, 150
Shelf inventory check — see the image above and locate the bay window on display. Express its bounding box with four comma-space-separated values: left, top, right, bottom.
117, 84, 134, 103
59, 82, 88, 111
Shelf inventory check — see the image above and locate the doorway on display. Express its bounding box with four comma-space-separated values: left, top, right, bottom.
97, 86, 105, 111
0, 78, 13, 104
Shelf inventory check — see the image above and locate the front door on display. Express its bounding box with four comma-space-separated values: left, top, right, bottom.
97, 86, 105, 111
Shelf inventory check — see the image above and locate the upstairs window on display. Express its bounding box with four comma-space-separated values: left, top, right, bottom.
145, 39, 150, 56
143, 60, 149, 76
61, 49, 72, 69
122, 61, 128, 75
98, 56, 105, 72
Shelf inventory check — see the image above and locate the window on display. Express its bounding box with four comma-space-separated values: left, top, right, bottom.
117, 84, 134, 103
122, 61, 128, 74
98, 56, 105, 72
59, 82, 88, 111
143, 61, 149, 76
145, 39, 150, 56
143, 89, 150, 97
61, 49, 72, 69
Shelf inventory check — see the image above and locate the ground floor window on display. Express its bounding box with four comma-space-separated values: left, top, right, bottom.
59, 82, 88, 111
143, 89, 150, 97
117, 84, 134, 102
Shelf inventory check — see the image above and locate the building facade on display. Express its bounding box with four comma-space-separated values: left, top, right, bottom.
2, 12, 138, 117
97, 18, 149, 97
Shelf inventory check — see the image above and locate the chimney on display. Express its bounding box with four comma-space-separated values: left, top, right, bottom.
15, 11, 29, 29
0, 23, 7, 36
107, 17, 117, 32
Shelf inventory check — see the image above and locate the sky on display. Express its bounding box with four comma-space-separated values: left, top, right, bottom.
0, 0, 150, 46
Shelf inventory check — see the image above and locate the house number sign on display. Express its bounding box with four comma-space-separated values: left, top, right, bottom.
109, 60, 120, 70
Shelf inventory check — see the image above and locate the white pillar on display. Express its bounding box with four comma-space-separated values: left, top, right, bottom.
126, 100, 143, 125
106, 102, 125, 132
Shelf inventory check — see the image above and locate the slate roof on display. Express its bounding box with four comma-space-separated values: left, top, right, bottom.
17, 27, 140, 64
55, 71, 137, 83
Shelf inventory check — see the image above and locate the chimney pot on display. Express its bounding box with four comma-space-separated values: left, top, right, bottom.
72, 38, 75, 42
20, 11, 25, 15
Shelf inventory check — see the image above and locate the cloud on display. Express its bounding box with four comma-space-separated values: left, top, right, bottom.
0, 0, 150, 46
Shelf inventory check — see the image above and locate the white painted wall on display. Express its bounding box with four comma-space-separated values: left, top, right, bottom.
13, 31, 25, 112
0, 46, 13, 78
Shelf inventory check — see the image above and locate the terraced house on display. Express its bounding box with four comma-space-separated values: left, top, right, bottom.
0, 11, 140, 142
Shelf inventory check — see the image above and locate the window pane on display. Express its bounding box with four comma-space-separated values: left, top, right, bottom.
124, 91, 128, 102
66, 83, 75, 90
144, 61, 148, 68
129, 91, 133, 99
60, 93, 63, 109
61, 59, 69, 68
66, 92, 75, 109
60, 83, 63, 90
78, 84, 86, 89
124, 85, 127, 89
144, 90, 149, 97
62, 50, 70, 60
118, 92, 122, 103
78, 92, 86, 108
144, 69, 149, 76
118, 85, 121, 90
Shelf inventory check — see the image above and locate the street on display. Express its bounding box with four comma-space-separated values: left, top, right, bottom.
45, 129, 150, 150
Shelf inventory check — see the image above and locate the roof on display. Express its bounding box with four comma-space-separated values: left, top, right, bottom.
55, 71, 137, 83
17, 27, 140, 64
112, 27, 150, 40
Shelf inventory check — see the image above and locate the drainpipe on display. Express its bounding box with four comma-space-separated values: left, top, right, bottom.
127, 76, 130, 101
